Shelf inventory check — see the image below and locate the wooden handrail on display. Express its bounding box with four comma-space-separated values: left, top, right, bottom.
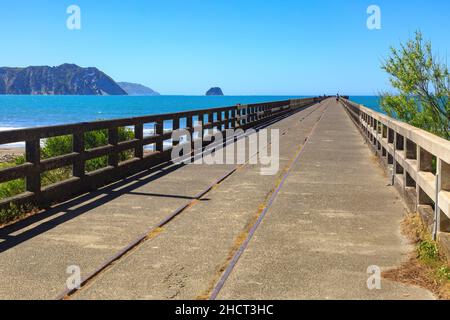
0, 97, 322, 210
340, 97, 450, 234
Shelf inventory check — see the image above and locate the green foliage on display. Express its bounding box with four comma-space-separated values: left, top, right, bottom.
40, 127, 134, 173
0, 162, 13, 170
41, 167, 72, 187
436, 265, 450, 281
0, 203, 32, 225
0, 156, 27, 199
418, 240, 439, 264
41, 135, 72, 159
0, 179, 25, 200
82, 127, 134, 171
0, 127, 134, 224
0, 127, 134, 203
381, 31, 450, 139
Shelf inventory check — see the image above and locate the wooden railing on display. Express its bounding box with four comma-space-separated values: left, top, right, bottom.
340, 98, 450, 236
0, 97, 323, 210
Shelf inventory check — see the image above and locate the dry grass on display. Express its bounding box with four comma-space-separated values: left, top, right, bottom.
383, 213, 450, 300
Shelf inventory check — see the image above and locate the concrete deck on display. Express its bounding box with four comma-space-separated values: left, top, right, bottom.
0, 99, 434, 300
217, 100, 434, 300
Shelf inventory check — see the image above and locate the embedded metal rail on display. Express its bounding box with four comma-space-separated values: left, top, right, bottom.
208, 101, 330, 300
56, 99, 328, 300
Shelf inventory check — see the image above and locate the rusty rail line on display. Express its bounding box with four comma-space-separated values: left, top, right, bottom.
208, 100, 330, 300
0, 97, 324, 211
56, 98, 328, 300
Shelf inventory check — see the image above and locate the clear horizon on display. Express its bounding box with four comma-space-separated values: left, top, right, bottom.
1, 0, 449, 95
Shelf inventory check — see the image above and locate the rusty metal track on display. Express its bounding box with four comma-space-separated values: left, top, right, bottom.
208, 101, 330, 300
56, 100, 327, 300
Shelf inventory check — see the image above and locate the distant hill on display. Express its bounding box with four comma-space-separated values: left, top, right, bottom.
0, 64, 127, 95
118, 82, 160, 96
206, 87, 224, 96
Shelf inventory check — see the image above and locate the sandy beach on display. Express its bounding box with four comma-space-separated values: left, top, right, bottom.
0, 147, 24, 163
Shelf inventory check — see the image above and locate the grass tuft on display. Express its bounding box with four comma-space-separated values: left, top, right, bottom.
383, 213, 450, 299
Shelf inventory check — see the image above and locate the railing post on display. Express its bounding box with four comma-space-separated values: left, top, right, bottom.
134, 124, 144, 159
374, 120, 379, 152
172, 117, 180, 148
199, 113, 205, 142
395, 133, 405, 186
239, 105, 247, 127
187, 115, 194, 154
391, 131, 397, 186
25, 139, 41, 196
108, 127, 119, 167
73, 132, 85, 178
433, 166, 441, 240
223, 110, 229, 130
208, 112, 214, 136
217, 111, 223, 132
232, 108, 238, 129
156, 120, 164, 152
438, 160, 450, 233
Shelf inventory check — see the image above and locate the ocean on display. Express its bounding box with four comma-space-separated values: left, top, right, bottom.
349, 96, 383, 113
0, 95, 381, 148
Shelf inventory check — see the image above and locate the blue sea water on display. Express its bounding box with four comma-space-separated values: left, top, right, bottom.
0, 95, 304, 130
349, 96, 383, 113
0, 95, 382, 131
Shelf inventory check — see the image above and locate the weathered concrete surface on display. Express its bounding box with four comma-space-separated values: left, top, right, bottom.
344, 98, 450, 257
0, 101, 325, 300
0, 162, 237, 299
73, 100, 329, 299
217, 100, 434, 300
0, 99, 435, 300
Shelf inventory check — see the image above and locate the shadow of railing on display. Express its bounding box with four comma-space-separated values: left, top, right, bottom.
0, 102, 318, 253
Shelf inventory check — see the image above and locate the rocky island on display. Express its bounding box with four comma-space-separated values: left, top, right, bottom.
205, 87, 224, 96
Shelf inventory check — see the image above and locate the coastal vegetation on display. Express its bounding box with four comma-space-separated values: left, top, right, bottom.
381, 31, 450, 298
384, 213, 450, 299
0, 127, 134, 225
381, 31, 450, 139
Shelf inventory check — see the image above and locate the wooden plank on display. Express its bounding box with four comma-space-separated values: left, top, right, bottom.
0, 163, 33, 183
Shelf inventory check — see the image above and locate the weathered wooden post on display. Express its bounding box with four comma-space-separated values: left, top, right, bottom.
172, 117, 180, 148
155, 120, 164, 153
108, 127, 119, 167
134, 124, 144, 159
73, 132, 85, 177
25, 139, 41, 198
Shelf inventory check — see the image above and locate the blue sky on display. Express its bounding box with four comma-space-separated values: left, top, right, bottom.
0, 0, 449, 95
